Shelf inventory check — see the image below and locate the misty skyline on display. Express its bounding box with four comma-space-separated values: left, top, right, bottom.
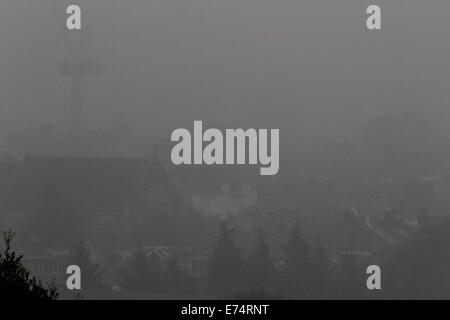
2, 0, 450, 301
1, 0, 450, 151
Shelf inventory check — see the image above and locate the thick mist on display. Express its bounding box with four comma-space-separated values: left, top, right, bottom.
1, 0, 450, 150
2, 0, 450, 300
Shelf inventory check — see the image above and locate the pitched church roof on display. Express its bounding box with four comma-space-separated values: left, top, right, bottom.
0, 153, 178, 214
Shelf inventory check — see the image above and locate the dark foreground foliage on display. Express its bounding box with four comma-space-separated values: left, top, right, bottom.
0, 230, 58, 300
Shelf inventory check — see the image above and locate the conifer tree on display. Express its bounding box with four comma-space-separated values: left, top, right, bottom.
283, 223, 311, 298
207, 220, 242, 297
0, 230, 58, 299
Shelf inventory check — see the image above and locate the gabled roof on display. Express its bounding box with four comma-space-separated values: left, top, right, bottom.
0, 155, 176, 213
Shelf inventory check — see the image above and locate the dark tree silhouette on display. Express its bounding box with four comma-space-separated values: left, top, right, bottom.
70, 242, 104, 292
309, 238, 332, 298
336, 252, 365, 299
383, 223, 450, 299
282, 223, 311, 298
166, 253, 196, 295
0, 230, 58, 300
120, 246, 165, 293
247, 229, 275, 293
207, 220, 242, 297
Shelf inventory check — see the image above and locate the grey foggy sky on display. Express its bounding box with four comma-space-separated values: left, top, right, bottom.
1, 0, 450, 145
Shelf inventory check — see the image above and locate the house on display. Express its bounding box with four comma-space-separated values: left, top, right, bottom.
142, 245, 209, 277
192, 184, 258, 219
21, 248, 71, 285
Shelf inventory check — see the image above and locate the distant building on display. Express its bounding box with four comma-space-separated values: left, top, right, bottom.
21, 248, 71, 285
142, 245, 208, 277
0, 150, 184, 244
192, 184, 258, 219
